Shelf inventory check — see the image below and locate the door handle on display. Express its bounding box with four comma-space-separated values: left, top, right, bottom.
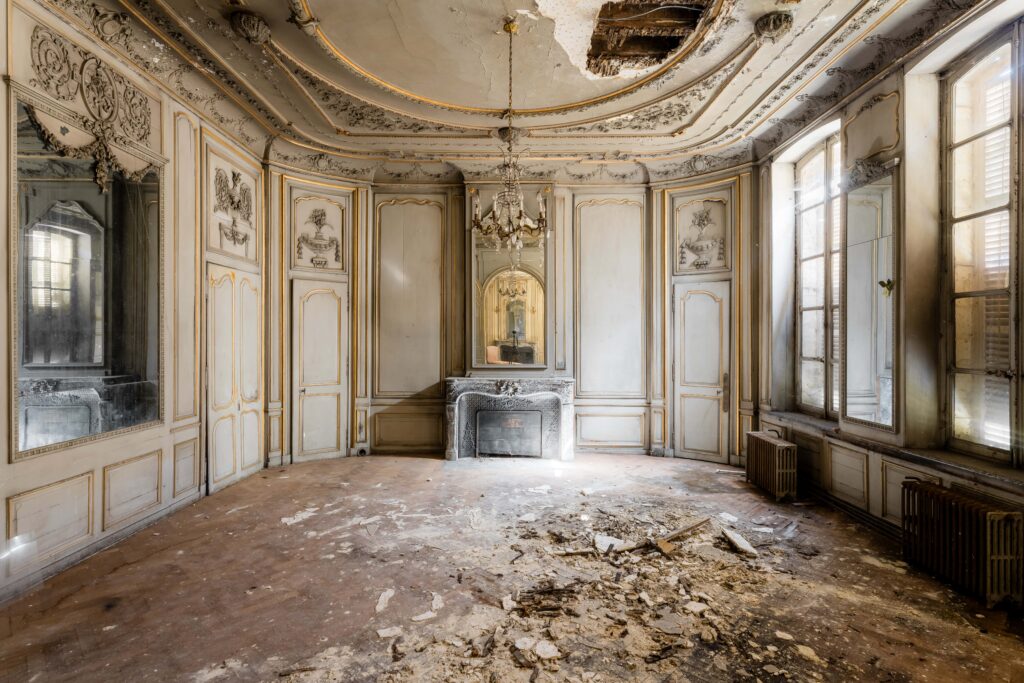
721, 372, 729, 412
300, 388, 307, 395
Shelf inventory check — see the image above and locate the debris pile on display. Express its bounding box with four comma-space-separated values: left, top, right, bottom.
347, 502, 838, 682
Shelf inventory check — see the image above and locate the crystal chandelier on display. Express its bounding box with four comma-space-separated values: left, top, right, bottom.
497, 271, 529, 299
471, 16, 548, 265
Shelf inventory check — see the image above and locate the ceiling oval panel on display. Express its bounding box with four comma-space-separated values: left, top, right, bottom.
282, 0, 732, 115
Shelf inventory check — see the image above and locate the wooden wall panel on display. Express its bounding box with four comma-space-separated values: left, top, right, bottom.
372, 411, 444, 451
374, 198, 445, 398
829, 441, 869, 508
575, 199, 646, 399
173, 438, 199, 497
6, 472, 93, 575
173, 113, 200, 422
103, 450, 162, 531
576, 411, 646, 449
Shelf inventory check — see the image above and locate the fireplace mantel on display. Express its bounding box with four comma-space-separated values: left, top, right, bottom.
444, 377, 575, 461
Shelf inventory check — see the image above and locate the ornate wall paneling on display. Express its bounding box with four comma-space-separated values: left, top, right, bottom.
661, 171, 753, 464
370, 192, 452, 452
0, 11, 216, 598
282, 174, 357, 462
171, 107, 200, 428
201, 131, 264, 491
573, 193, 649, 453
203, 131, 262, 268
839, 76, 904, 446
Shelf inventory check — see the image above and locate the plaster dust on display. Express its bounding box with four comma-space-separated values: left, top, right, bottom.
0, 454, 1022, 682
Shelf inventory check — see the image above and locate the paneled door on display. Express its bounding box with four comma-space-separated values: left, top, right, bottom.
207, 263, 263, 493
291, 280, 348, 461
674, 281, 731, 462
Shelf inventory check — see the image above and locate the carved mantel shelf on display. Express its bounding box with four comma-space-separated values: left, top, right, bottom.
444, 377, 575, 461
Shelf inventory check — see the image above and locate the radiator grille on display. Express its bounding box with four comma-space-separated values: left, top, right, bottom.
902, 480, 1023, 607
745, 431, 798, 501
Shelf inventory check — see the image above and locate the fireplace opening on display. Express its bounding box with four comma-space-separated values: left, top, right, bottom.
476, 410, 543, 457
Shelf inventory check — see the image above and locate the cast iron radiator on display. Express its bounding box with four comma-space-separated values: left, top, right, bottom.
901, 480, 1023, 607
745, 431, 798, 501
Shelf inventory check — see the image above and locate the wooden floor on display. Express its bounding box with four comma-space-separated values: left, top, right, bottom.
0, 454, 1021, 682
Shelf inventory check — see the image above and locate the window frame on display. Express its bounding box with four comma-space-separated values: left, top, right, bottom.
794, 135, 842, 418
940, 23, 1021, 464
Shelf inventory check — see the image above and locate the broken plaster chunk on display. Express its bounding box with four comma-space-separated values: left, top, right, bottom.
683, 601, 709, 615
515, 637, 537, 651
411, 611, 436, 622
775, 630, 794, 641
594, 534, 627, 553
795, 644, 826, 665
431, 592, 445, 611
533, 639, 561, 660
375, 589, 395, 613
722, 528, 759, 557
377, 627, 402, 639
502, 595, 517, 611
638, 591, 655, 607
518, 513, 538, 523
718, 512, 739, 523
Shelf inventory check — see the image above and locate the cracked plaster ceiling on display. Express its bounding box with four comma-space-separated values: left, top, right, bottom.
124, 0, 981, 167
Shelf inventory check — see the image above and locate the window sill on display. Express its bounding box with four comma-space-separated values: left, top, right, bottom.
762, 410, 1024, 499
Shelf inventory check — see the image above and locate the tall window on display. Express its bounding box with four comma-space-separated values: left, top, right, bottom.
796, 136, 842, 416
944, 29, 1019, 459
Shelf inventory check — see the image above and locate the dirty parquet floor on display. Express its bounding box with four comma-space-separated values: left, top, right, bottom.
0, 454, 1021, 682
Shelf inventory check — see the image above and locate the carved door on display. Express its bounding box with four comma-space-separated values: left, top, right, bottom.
674, 281, 731, 462
291, 279, 348, 461
207, 263, 263, 492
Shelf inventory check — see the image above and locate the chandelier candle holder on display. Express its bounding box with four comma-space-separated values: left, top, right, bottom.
470, 16, 549, 266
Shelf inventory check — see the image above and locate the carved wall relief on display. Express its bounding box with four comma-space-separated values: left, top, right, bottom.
842, 88, 901, 170
293, 196, 345, 273
29, 26, 152, 145
207, 150, 259, 263
672, 186, 732, 274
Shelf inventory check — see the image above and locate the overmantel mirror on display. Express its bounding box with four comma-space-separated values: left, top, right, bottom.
470, 186, 551, 369
842, 159, 898, 430
12, 98, 162, 457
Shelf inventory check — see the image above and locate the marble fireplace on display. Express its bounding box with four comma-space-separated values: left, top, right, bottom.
444, 377, 575, 460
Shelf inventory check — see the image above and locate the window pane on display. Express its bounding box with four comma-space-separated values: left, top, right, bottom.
953, 212, 1010, 292
801, 310, 824, 359
830, 307, 840, 358
830, 361, 840, 414
952, 43, 1012, 142
952, 127, 1011, 217
801, 257, 825, 307
829, 140, 842, 198
953, 373, 1010, 450
799, 206, 825, 258
830, 256, 841, 306
797, 151, 825, 207
954, 295, 1010, 370
800, 360, 825, 408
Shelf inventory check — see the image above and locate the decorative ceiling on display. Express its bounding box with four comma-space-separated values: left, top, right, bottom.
100, 0, 982, 175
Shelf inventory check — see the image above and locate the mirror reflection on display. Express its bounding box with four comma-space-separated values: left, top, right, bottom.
473, 231, 545, 366
844, 173, 895, 427
15, 102, 161, 452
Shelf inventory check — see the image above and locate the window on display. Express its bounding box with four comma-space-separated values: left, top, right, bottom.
795, 136, 842, 416
944, 30, 1019, 459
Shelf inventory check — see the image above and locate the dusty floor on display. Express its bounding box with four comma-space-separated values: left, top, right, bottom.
0, 454, 1022, 683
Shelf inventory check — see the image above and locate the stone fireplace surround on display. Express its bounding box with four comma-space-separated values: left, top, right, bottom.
445, 377, 575, 460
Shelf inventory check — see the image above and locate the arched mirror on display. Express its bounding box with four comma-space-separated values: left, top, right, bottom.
471, 220, 548, 368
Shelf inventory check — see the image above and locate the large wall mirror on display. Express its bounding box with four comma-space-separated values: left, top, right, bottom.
471, 204, 548, 368
843, 168, 896, 429
13, 101, 161, 455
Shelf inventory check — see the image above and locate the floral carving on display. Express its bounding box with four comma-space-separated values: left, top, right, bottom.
30, 26, 79, 100
80, 57, 118, 122
214, 169, 254, 249
296, 207, 341, 269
